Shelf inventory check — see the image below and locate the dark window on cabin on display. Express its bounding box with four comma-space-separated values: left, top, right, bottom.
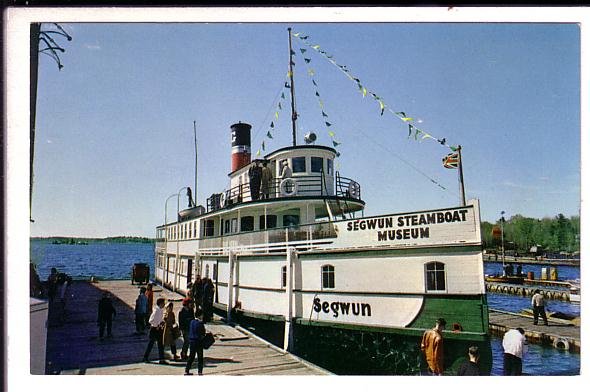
259, 215, 278, 230
327, 159, 333, 175
322, 265, 335, 289
241, 216, 254, 232
425, 262, 446, 291
224, 219, 230, 234
282, 214, 300, 227
204, 220, 215, 237
231, 218, 238, 233
311, 157, 323, 173
292, 157, 306, 173
281, 266, 287, 288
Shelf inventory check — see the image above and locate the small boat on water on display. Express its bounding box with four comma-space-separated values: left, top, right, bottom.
154, 28, 492, 375
485, 275, 525, 284
569, 285, 581, 303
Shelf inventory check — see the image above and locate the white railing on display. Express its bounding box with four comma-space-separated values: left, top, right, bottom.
198, 222, 337, 256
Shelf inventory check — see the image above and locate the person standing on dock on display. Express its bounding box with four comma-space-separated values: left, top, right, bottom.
420, 318, 446, 375
163, 302, 180, 361
143, 297, 167, 364
134, 287, 148, 334
178, 298, 195, 360
185, 308, 206, 376
456, 346, 482, 376
146, 283, 154, 314
97, 291, 117, 340
502, 328, 527, 375
531, 290, 549, 326
202, 278, 214, 323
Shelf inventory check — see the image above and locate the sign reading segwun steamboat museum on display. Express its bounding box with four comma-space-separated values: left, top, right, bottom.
337, 207, 476, 245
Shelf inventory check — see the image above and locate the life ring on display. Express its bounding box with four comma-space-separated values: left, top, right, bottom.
219, 192, 227, 208
279, 178, 298, 196
553, 337, 570, 351
348, 181, 360, 198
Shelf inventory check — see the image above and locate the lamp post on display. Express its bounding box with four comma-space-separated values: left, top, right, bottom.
500, 210, 506, 273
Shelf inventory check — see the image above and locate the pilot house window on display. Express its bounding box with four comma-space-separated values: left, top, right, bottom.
425, 262, 446, 291
321, 265, 335, 289
311, 157, 323, 173
292, 157, 306, 173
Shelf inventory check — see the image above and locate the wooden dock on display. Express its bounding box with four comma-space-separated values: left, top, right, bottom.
488, 309, 580, 353
45, 280, 330, 375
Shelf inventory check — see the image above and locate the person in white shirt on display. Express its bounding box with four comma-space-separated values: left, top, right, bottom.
502, 328, 527, 375
531, 290, 548, 326
143, 297, 167, 364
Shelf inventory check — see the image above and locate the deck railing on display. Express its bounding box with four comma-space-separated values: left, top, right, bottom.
197, 220, 338, 255
206, 171, 361, 212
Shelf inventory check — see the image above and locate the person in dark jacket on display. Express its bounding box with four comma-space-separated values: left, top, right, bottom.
457, 346, 482, 376
178, 298, 195, 360
97, 291, 117, 339
202, 278, 214, 323
248, 162, 262, 200
185, 308, 206, 376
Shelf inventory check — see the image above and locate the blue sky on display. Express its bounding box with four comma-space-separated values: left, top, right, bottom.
30, 22, 581, 237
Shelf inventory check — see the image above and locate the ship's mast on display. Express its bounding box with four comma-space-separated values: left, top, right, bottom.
288, 27, 297, 146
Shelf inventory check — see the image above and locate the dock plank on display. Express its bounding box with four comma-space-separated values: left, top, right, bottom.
44, 280, 330, 375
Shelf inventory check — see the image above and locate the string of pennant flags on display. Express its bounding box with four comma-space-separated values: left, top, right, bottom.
255, 73, 293, 157
294, 46, 342, 156
291, 31, 460, 155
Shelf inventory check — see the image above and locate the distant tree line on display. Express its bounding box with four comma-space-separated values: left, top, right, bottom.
32, 236, 154, 244
481, 213, 580, 255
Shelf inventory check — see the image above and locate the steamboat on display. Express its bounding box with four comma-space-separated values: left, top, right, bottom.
154, 29, 492, 375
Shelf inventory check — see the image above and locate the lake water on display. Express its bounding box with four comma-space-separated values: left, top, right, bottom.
30, 240, 580, 375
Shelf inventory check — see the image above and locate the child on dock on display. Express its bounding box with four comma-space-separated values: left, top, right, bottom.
97, 291, 117, 340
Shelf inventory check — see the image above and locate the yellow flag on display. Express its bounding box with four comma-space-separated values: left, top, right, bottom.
401, 117, 414, 122
308, 68, 315, 76
256, 149, 261, 156
293, 32, 300, 37
362, 87, 367, 97
275, 111, 279, 119
319, 100, 324, 109
379, 101, 385, 111
312, 45, 320, 50
328, 131, 335, 137
287, 71, 292, 77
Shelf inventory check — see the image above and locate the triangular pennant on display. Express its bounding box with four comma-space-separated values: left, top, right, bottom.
308, 69, 315, 76
312, 45, 320, 50
266, 131, 273, 139
450, 145, 459, 152
275, 111, 279, 119
290, 50, 296, 55
328, 131, 335, 138
305, 58, 311, 63
319, 100, 324, 108
322, 111, 328, 117
287, 71, 292, 78
395, 111, 407, 118
256, 149, 261, 156
408, 124, 414, 138
401, 117, 414, 122
270, 121, 275, 128
332, 140, 341, 147
315, 91, 320, 97
290, 61, 296, 66
300, 48, 307, 54
262, 141, 266, 151
312, 79, 318, 86
437, 138, 446, 145
301, 35, 308, 40
281, 92, 285, 99
335, 152, 341, 158
285, 82, 290, 88
278, 102, 282, 110
293, 32, 300, 37
362, 87, 367, 97
379, 100, 385, 115
414, 129, 422, 140
325, 121, 332, 127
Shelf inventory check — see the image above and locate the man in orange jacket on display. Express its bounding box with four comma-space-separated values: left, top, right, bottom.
421, 318, 446, 375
